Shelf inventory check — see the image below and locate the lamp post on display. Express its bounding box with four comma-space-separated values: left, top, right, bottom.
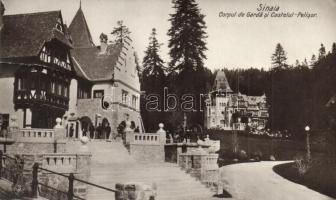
305, 125, 311, 161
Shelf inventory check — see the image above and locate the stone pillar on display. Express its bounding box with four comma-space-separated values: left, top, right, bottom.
9, 115, 19, 139
79, 136, 90, 153
125, 121, 134, 145
115, 183, 157, 200
157, 123, 166, 144
54, 118, 66, 140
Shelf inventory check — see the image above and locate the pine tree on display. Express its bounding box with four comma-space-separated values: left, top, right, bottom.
310, 54, 317, 67
302, 58, 308, 67
141, 28, 166, 131
167, 0, 207, 72
332, 42, 336, 55
318, 43, 326, 60
271, 43, 287, 70
111, 20, 131, 43
142, 28, 165, 78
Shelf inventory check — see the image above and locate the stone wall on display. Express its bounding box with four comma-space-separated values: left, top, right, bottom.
178, 149, 219, 189
76, 98, 141, 136
3, 141, 66, 154
130, 144, 164, 163
165, 143, 212, 163
17, 152, 91, 199
127, 124, 166, 163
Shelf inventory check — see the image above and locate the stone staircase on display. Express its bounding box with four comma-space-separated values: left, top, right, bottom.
66, 140, 216, 200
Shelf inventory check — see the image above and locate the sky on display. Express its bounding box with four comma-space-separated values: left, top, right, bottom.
3, 0, 336, 71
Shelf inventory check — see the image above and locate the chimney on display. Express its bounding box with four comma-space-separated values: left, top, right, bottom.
0, 0, 5, 31
99, 33, 108, 54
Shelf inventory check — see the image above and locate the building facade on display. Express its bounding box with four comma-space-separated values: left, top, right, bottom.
0, 2, 143, 138
0, 7, 74, 130
65, 5, 143, 138
204, 70, 268, 130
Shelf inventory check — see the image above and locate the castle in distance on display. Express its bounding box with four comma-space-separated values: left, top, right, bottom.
204, 69, 269, 131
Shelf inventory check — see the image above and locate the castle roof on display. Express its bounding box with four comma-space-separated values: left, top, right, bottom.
69, 6, 123, 81
0, 10, 72, 60
214, 70, 233, 93
68, 6, 94, 48
71, 43, 122, 81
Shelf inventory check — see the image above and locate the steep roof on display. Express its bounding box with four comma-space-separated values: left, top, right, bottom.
68, 7, 94, 48
71, 43, 122, 81
214, 70, 233, 93
0, 10, 72, 59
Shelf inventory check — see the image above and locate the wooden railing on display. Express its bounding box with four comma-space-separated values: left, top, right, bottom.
32, 163, 116, 200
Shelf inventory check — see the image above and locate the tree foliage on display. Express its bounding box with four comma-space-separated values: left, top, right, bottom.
167, 0, 207, 72
111, 20, 131, 43
140, 28, 166, 131
271, 43, 287, 70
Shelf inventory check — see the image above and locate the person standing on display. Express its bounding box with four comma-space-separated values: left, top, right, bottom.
106, 123, 111, 141
69, 124, 74, 138
96, 123, 102, 139
89, 125, 94, 139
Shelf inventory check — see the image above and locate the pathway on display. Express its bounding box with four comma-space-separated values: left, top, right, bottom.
220, 161, 335, 200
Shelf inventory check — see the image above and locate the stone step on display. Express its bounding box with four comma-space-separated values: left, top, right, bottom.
82, 141, 215, 200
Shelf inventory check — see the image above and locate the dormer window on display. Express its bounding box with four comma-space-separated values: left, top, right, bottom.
40, 46, 51, 63
55, 18, 64, 33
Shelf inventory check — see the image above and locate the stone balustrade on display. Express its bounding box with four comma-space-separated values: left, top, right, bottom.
133, 133, 161, 144
125, 123, 166, 163
15, 128, 55, 142
42, 153, 78, 173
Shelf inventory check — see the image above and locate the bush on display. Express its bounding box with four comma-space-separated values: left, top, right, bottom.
251, 150, 263, 160
293, 156, 311, 176
238, 150, 248, 161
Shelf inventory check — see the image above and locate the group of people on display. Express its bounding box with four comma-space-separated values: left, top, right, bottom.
68, 122, 113, 140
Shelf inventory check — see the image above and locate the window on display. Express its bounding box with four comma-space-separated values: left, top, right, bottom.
17, 78, 23, 90
51, 82, 56, 94
64, 86, 68, 97
57, 84, 62, 95
55, 18, 63, 32
40, 46, 51, 63
122, 90, 129, 104
93, 90, 104, 99
132, 95, 137, 108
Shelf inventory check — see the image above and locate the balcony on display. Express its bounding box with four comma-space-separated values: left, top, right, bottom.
14, 90, 69, 110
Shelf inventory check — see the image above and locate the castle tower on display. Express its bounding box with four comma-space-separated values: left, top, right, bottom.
213, 69, 233, 93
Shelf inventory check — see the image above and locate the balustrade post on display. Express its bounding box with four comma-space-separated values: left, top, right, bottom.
31, 163, 39, 198
0, 150, 3, 178
68, 173, 74, 200
157, 123, 166, 144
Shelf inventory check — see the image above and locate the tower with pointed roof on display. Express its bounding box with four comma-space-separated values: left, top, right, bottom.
213, 69, 233, 93
65, 3, 143, 137
68, 2, 94, 48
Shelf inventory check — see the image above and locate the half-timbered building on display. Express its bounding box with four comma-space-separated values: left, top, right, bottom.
0, 7, 74, 129
0, 3, 143, 138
